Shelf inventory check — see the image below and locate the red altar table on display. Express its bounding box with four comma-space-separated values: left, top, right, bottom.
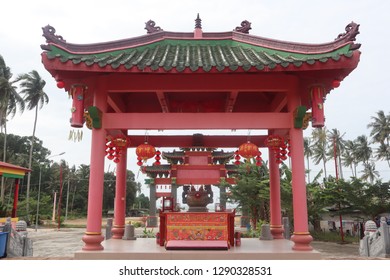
159, 211, 235, 249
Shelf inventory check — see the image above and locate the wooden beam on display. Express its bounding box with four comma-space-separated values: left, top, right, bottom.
126, 135, 268, 148
156, 91, 170, 113
103, 112, 291, 130
107, 94, 126, 113
225, 91, 238, 112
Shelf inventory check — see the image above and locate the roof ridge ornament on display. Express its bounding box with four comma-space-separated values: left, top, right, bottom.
235, 20, 252, 34
335, 22, 361, 50
195, 13, 202, 29
41, 25, 66, 50
145, 20, 163, 34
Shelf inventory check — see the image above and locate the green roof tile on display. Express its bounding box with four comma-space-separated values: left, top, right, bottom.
44, 38, 354, 73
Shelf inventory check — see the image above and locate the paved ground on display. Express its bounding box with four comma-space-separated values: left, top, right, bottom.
15, 227, 373, 260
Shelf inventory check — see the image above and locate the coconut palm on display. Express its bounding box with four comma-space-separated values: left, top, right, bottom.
311, 127, 328, 178
342, 140, 359, 177
327, 128, 346, 179
0, 55, 25, 202
355, 135, 372, 166
18, 70, 48, 221
367, 110, 390, 145
367, 110, 390, 168
360, 162, 380, 183
303, 137, 313, 183
376, 143, 390, 168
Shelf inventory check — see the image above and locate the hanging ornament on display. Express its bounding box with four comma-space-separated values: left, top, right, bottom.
238, 141, 259, 159
255, 151, 262, 166
154, 150, 161, 165
265, 135, 286, 164
286, 139, 291, 157
234, 150, 241, 165
105, 135, 129, 163
68, 129, 83, 142
136, 142, 156, 166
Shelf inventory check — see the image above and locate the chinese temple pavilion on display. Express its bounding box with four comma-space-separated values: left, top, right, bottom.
40, 16, 361, 255
0, 161, 31, 218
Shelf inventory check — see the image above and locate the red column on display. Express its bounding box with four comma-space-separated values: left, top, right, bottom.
11, 179, 20, 218
82, 83, 107, 251
269, 149, 284, 239
288, 85, 313, 251
112, 150, 127, 239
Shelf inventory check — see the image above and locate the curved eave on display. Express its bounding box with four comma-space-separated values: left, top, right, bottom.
41, 24, 360, 55
41, 50, 360, 75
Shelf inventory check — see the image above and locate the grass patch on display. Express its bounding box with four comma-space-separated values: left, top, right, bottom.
310, 231, 359, 243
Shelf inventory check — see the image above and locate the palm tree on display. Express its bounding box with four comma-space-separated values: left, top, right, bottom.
355, 135, 372, 166
367, 110, 390, 145
367, 110, 390, 168
342, 140, 359, 177
360, 162, 380, 183
303, 137, 313, 183
311, 127, 328, 178
0, 55, 25, 203
18, 70, 48, 222
327, 128, 346, 179
376, 143, 390, 168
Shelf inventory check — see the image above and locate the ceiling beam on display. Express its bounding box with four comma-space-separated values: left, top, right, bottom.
225, 91, 238, 112
103, 112, 291, 130
126, 135, 269, 148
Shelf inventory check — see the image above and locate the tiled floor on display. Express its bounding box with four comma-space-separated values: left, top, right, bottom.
74, 238, 322, 260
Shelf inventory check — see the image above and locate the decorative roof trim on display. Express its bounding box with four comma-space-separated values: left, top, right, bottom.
41, 22, 360, 55
235, 20, 252, 34
145, 20, 163, 34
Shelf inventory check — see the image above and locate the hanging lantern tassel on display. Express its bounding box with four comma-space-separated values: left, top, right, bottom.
255, 151, 262, 166
234, 150, 241, 165
280, 144, 288, 161
154, 150, 161, 165
287, 139, 291, 157
137, 156, 143, 166
68, 129, 83, 142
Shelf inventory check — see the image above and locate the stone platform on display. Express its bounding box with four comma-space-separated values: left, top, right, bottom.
74, 238, 322, 260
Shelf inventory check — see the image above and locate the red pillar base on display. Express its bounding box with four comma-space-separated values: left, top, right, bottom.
291, 233, 313, 251
111, 225, 125, 239
270, 225, 284, 239
82, 233, 105, 251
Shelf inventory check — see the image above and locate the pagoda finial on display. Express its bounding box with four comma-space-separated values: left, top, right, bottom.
195, 13, 202, 29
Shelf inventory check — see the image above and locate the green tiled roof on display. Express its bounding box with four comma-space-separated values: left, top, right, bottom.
45, 39, 354, 72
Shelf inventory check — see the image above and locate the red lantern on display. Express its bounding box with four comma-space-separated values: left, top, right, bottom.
265, 135, 283, 150
105, 136, 129, 163
154, 150, 161, 165
332, 79, 340, 88
265, 135, 289, 165
136, 142, 156, 166
57, 80, 65, 89
234, 150, 241, 165
238, 141, 259, 159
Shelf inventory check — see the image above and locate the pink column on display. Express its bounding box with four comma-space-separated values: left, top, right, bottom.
11, 179, 20, 218
82, 84, 107, 251
112, 150, 127, 239
288, 85, 313, 251
269, 149, 284, 239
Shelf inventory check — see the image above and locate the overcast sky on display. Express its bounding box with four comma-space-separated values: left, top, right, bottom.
1, 0, 389, 184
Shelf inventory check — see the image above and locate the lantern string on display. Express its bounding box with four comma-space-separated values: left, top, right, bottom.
144, 130, 149, 143
247, 129, 252, 141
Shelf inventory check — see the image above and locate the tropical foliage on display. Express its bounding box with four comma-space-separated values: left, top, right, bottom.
0, 134, 141, 223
